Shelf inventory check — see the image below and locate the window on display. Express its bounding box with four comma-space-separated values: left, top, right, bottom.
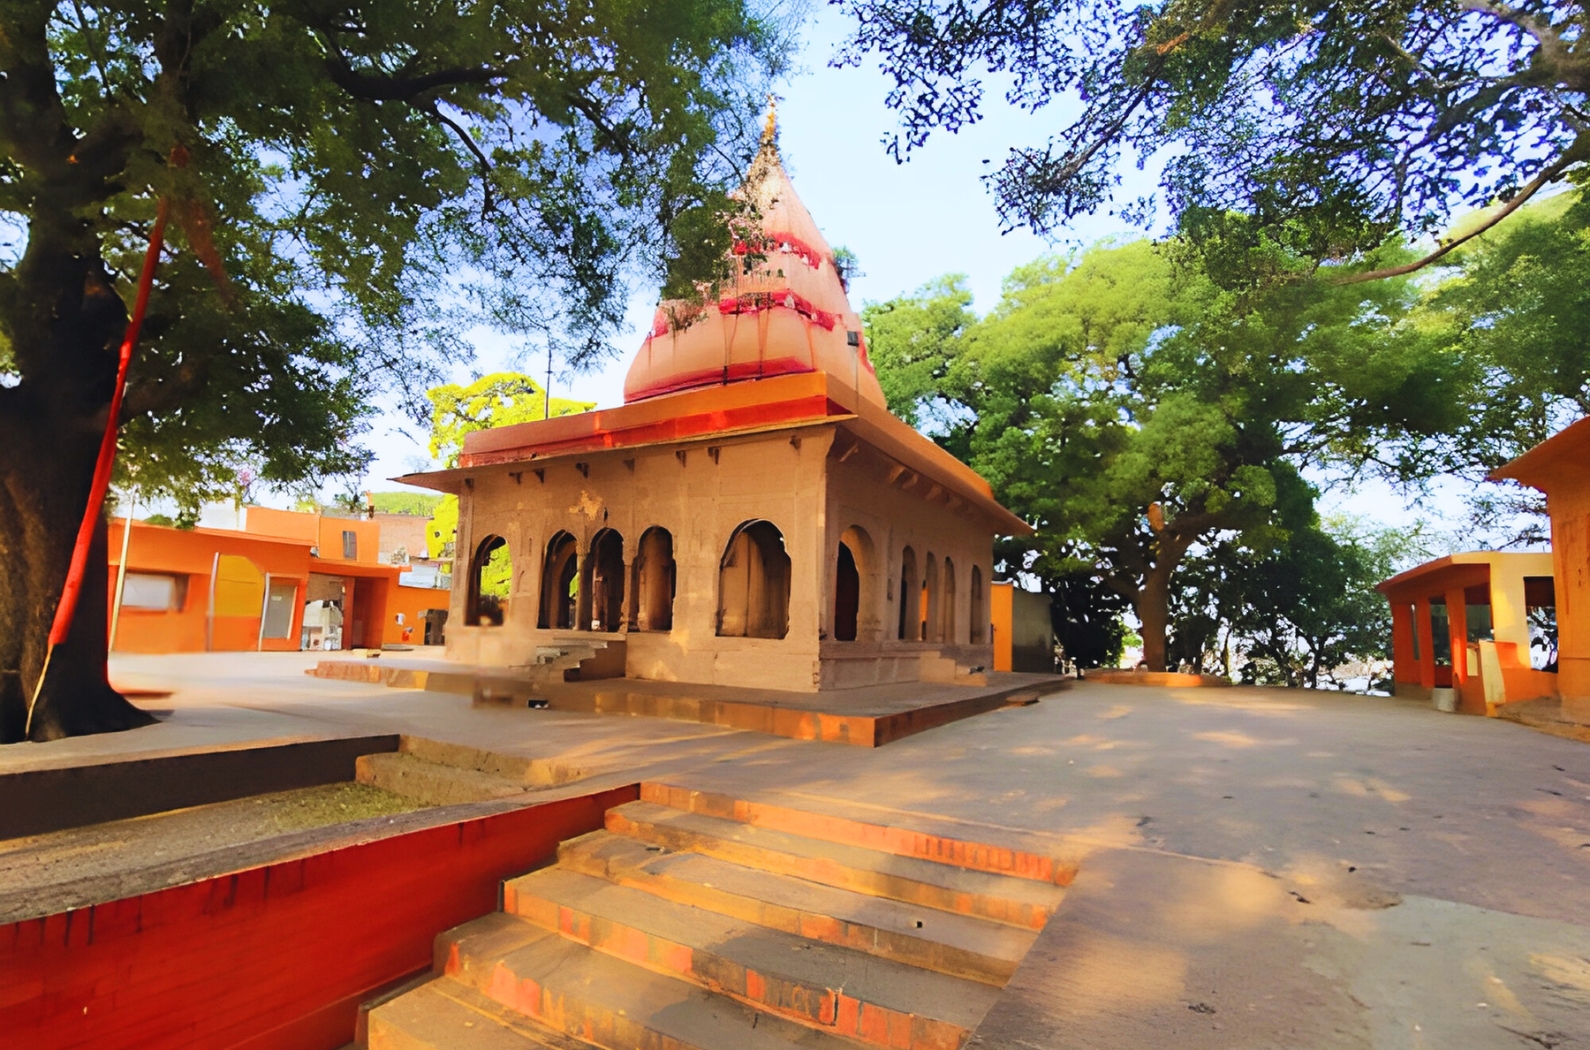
262, 581, 297, 639
122, 572, 186, 611
897, 546, 918, 641
718, 520, 791, 639
631, 527, 676, 632
1464, 583, 1493, 642
834, 542, 860, 641
1428, 599, 1451, 665
970, 565, 986, 643
466, 535, 510, 626
581, 528, 626, 632
342, 530, 358, 560
940, 558, 957, 644
1526, 576, 1558, 672
835, 525, 877, 642
539, 532, 579, 629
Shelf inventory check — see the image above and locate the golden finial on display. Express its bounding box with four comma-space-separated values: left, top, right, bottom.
761, 94, 778, 147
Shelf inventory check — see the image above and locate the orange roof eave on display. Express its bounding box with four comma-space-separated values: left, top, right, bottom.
399, 372, 1033, 536
1489, 415, 1590, 492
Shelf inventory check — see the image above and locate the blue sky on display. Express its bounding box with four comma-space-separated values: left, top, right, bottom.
360, 9, 1159, 483
354, 7, 1477, 545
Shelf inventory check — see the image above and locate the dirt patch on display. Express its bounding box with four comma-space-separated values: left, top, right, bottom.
0, 782, 424, 919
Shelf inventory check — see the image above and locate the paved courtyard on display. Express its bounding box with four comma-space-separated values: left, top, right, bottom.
8, 653, 1590, 1048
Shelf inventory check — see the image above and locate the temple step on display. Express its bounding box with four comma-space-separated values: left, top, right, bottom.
503, 867, 996, 1048
604, 801, 1064, 929
553, 830, 1032, 984
439, 913, 873, 1050
366, 977, 589, 1050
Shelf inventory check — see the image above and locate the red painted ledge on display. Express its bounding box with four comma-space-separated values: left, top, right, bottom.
1, 784, 638, 1050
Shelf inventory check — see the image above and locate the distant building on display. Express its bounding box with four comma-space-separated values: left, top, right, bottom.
1376, 551, 1558, 714
107, 508, 449, 654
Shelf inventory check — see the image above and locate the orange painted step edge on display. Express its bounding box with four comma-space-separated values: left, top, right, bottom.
640, 783, 1078, 887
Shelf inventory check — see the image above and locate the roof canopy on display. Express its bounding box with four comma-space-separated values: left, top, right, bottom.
1489, 416, 1590, 494
623, 115, 889, 408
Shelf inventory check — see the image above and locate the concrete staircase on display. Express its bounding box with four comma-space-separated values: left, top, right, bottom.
310, 637, 625, 695
365, 785, 1075, 1050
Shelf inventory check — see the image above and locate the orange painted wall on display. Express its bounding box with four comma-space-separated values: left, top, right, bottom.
107, 522, 310, 653
245, 507, 380, 565
0, 786, 638, 1050
990, 581, 1014, 672
383, 584, 450, 646
1549, 484, 1590, 717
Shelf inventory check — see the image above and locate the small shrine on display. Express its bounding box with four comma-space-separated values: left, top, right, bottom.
402, 117, 1029, 693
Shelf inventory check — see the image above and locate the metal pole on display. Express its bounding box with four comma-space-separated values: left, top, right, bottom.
206, 551, 220, 651
257, 572, 273, 651
545, 341, 553, 419
108, 492, 136, 651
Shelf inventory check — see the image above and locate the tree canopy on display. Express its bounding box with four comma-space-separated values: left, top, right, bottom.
0, 0, 788, 740
427, 372, 594, 467
836, 0, 1589, 274
865, 236, 1461, 671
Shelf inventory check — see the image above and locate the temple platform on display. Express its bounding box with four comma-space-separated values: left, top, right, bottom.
309, 653, 1068, 747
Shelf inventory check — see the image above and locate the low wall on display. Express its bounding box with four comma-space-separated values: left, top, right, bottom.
1084, 670, 1231, 688
0, 735, 401, 839
1, 784, 638, 1050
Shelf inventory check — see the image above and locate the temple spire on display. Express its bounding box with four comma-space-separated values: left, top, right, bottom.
761, 95, 778, 149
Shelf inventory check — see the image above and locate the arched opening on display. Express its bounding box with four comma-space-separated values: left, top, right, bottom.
465, 535, 510, 627
941, 558, 957, 644
539, 531, 579, 629
718, 520, 791, 639
970, 565, 987, 643
631, 526, 676, 632
580, 528, 625, 632
922, 553, 939, 642
838, 525, 879, 642
834, 542, 860, 641
897, 546, 919, 641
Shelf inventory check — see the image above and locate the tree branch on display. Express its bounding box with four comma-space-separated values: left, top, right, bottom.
422, 101, 494, 216
1335, 142, 1586, 284
321, 48, 504, 102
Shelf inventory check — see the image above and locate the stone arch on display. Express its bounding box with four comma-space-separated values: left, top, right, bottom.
465, 534, 510, 627
718, 520, 791, 639
838, 525, 881, 642
922, 553, 939, 642
539, 531, 579, 629
970, 564, 987, 643
897, 546, 919, 641
580, 528, 626, 632
941, 557, 957, 644
631, 526, 676, 632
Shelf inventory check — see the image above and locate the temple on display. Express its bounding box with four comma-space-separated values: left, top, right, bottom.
400, 119, 1029, 693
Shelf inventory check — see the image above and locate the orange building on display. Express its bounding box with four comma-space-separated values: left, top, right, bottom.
1490, 417, 1590, 720
107, 513, 449, 654
1376, 552, 1558, 715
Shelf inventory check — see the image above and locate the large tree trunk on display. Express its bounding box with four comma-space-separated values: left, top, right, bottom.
0, 413, 155, 743
1137, 563, 1172, 672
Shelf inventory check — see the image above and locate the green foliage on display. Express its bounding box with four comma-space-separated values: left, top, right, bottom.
868, 235, 1459, 672
427, 495, 459, 571
427, 373, 594, 467
3, 0, 788, 511
860, 275, 975, 425
1418, 191, 1590, 508
838, 0, 1589, 271
369, 492, 443, 517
